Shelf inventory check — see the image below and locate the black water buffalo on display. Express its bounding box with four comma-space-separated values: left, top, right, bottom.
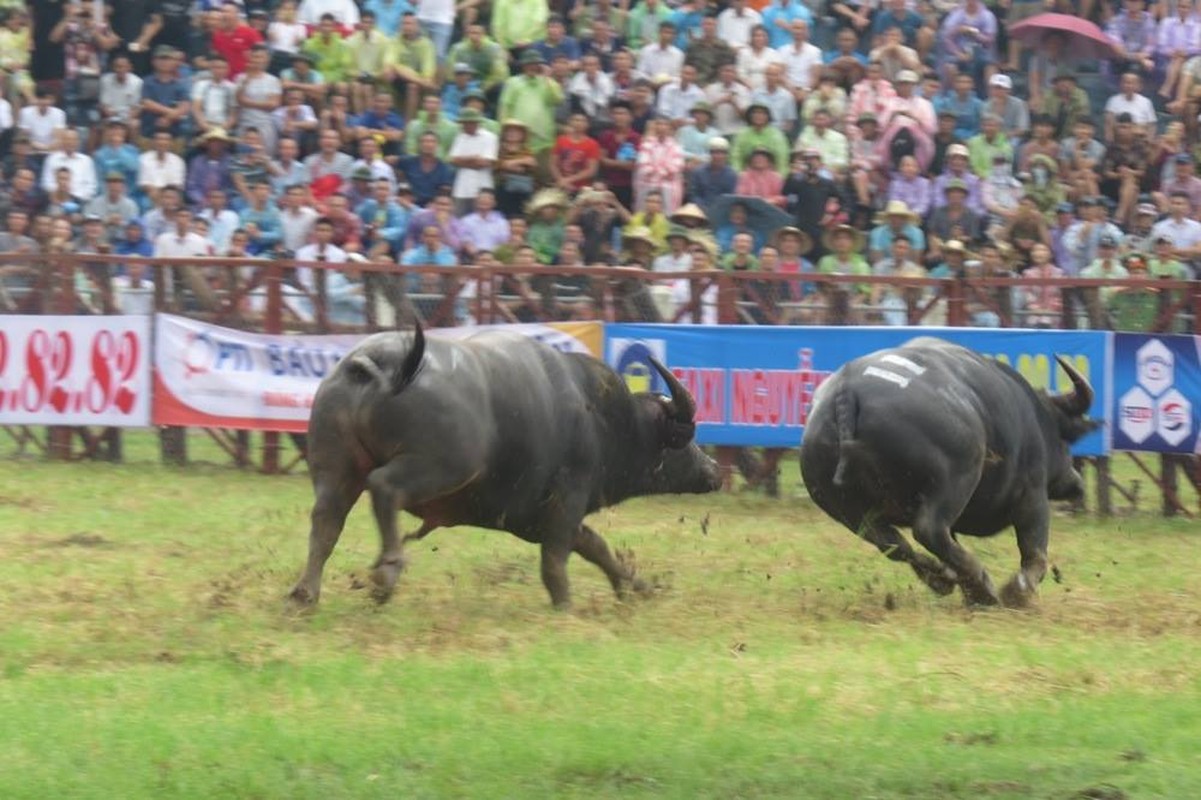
288, 323, 721, 609
800, 337, 1098, 607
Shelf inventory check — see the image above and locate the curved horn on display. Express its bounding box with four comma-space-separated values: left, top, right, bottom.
649, 356, 696, 422
1053, 356, 1093, 416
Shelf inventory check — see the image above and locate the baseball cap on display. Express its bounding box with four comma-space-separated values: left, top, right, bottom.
707, 136, 730, 151
1098, 234, 1119, 248
1056, 202, 1075, 214
1136, 203, 1159, 216
989, 74, 1013, 90
895, 70, 919, 83
947, 143, 970, 158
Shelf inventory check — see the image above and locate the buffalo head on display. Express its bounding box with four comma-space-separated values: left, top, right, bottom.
637, 358, 722, 495
1044, 356, 1100, 501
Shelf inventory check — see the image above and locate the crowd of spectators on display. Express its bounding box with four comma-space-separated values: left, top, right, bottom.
0, 0, 1197, 330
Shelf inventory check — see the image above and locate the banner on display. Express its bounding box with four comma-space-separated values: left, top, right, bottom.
0, 315, 152, 427
606, 325, 1111, 455
1112, 334, 1201, 454
153, 315, 603, 432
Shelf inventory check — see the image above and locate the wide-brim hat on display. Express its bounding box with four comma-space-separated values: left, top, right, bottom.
575, 188, 608, 204
821, 224, 865, 252
774, 226, 814, 255
520, 49, 546, 67
946, 143, 970, 159
690, 100, 714, 117
195, 127, 235, 144
686, 230, 718, 259
943, 178, 969, 195
526, 188, 569, 215
874, 200, 920, 225
622, 225, 656, 248
670, 203, 709, 225
744, 102, 772, 124
942, 239, 977, 259
501, 118, 529, 131
458, 108, 483, 123
1052, 67, 1078, 83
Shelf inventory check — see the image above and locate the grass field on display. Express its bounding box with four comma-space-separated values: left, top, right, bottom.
1, 433, 1199, 799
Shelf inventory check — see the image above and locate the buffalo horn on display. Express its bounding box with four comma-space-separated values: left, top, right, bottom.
1053, 356, 1094, 416
649, 357, 696, 422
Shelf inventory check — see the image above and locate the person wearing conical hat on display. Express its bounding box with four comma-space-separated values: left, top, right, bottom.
526, 187, 569, 264
653, 224, 693, 273
869, 199, 925, 262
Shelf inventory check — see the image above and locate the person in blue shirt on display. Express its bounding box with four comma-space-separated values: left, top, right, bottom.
440, 63, 481, 121
400, 223, 465, 322
686, 136, 737, 208
139, 46, 191, 143
92, 121, 144, 209
871, 0, 927, 50
933, 72, 984, 141
669, 0, 705, 49
533, 16, 583, 68
356, 177, 412, 255
398, 131, 456, 206
238, 181, 284, 254
363, 0, 414, 37
761, 0, 813, 50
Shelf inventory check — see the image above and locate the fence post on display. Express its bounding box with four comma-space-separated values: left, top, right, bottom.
944, 277, 967, 327
1095, 456, 1112, 517
261, 260, 284, 475
716, 271, 737, 324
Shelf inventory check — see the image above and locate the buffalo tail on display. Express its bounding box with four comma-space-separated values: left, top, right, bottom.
832, 385, 861, 488
345, 322, 426, 394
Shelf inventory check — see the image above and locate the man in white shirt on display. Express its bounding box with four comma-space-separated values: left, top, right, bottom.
297, 0, 360, 26
717, 0, 763, 52
1150, 192, 1201, 263
17, 90, 68, 153
656, 65, 707, 125
568, 54, 617, 118
154, 207, 218, 309
294, 215, 349, 296
777, 19, 822, 96
448, 109, 498, 214
99, 54, 145, 126
138, 130, 187, 205
279, 184, 319, 253
191, 53, 238, 136
637, 21, 685, 79
41, 129, 98, 199
705, 63, 753, 135
1104, 71, 1157, 140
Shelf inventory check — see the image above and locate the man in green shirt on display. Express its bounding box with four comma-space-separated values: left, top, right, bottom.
721, 231, 761, 271
967, 113, 1013, 178
403, 95, 461, 158
626, 0, 672, 50
302, 14, 353, 87
731, 102, 790, 174
388, 13, 438, 121
817, 224, 871, 319
498, 50, 565, 154
493, 0, 550, 50
447, 24, 511, 94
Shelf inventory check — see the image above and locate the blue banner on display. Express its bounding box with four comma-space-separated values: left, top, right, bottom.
607, 326, 1112, 455
1111, 334, 1201, 454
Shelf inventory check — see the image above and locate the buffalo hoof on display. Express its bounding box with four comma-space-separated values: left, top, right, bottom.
370, 559, 404, 604
961, 580, 1001, 608
286, 585, 319, 609
923, 568, 959, 597
999, 573, 1037, 609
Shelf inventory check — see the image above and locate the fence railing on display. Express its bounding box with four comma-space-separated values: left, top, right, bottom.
2, 252, 1199, 515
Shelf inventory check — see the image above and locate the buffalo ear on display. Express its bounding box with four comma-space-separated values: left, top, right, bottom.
655, 396, 696, 449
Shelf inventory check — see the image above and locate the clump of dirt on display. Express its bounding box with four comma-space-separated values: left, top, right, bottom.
473, 561, 530, 587
944, 730, 999, 746
50, 532, 112, 548
1072, 785, 1128, 800
0, 494, 40, 510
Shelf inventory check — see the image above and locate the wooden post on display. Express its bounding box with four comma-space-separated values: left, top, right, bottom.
1095, 456, 1112, 517
261, 261, 283, 475
160, 426, 187, 466
1162, 455, 1178, 518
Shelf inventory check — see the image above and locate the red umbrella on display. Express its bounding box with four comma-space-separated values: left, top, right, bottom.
1008, 13, 1119, 61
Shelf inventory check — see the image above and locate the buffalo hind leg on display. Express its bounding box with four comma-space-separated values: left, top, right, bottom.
366, 456, 473, 604
573, 524, 649, 599
855, 515, 958, 596
1000, 503, 1051, 608
540, 535, 575, 609
289, 480, 362, 607
912, 503, 999, 607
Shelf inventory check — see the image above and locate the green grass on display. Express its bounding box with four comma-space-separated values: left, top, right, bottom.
1, 432, 1199, 799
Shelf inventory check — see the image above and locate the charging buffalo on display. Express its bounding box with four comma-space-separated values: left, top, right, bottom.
288, 323, 721, 609
801, 337, 1098, 607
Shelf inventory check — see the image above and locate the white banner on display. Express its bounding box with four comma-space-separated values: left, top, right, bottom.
0, 315, 152, 426
153, 314, 602, 432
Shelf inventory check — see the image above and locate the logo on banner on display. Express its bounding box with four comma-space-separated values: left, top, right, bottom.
610, 338, 667, 394
1156, 389, 1192, 446
1136, 339, 1173, 396
1118, 386, 1154, 444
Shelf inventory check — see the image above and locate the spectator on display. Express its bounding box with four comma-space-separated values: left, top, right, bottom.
778, 19, 821, 101
138, 130, 187, 205
459, 188, 509, 258
304, 127, 355, 187
236, 45, 283, 153
655, 64, 704, 126
388, 13, 438, 119
493, 0, 550, 52
550, 112, 600, 196
1151, 191, 1201, 263
18, 88, 67, 154
736, 147, 785, 205
41, 129, 97, 200
634, 115, 686, 212
448, 108, 498, 212
239, 180, 283, 253
935, 72, 983, 142
1104, 72, 1156, 141
872, 233, 925, 325
638, 22, 684, 79
795, 108, 849, 177
85, 171, 140, 240
98, 53, 143, 128
269, 137, 308, 198
197, 185, 241, 253
447, 24, 511, 96
211, 1, 262, 78
186, 128, 237, 207
497, 51, 562, 156
752, 63, 797, 139
626, 0, 671, 52
938, 0, 997, 88
298, 0, 360, 28
761, 0, 812, 50
870, 27, 921, 84
705, 62, 752, 136
279, 183, 320, 253
295, 215, 349, 300
138, 46, 190, 146
1021, 242, 1064, 328
685, 16, 736, 86
869, 200, 926, 262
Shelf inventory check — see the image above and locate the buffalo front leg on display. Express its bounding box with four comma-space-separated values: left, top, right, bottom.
573, 524, 649, 600
854, 515, 958, 596
1000, 503, 1051, 608
289, 482, 362, 607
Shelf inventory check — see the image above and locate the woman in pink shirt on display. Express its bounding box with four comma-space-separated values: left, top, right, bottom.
735, 148, 786, 206
1021, 243, 1064, 328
